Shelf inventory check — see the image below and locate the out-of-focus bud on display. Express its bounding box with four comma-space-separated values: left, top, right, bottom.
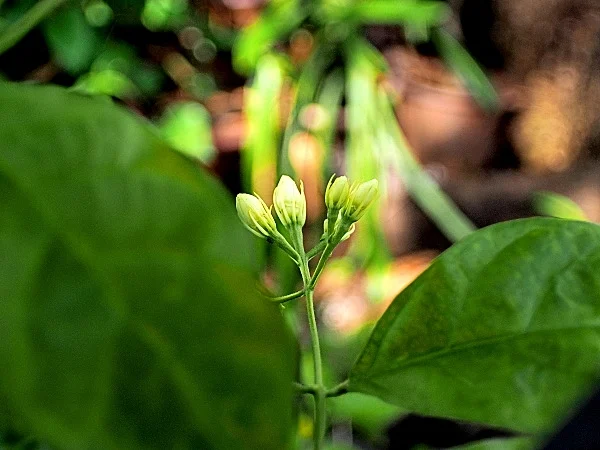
325, 175, 350, 211
273, 175, 306, 227
342, 179, 379, 222
236, 193, 278, 239
324, 219, 355, 242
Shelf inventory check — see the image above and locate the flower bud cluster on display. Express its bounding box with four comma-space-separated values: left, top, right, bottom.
236, 173, 378, 255
324, 175, 378, 242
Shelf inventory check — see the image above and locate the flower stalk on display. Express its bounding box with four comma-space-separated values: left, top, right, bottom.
235, 174, 378, 449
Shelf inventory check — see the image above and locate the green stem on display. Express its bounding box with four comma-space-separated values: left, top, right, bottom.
268, 289, 305, 304
309, 221, 351, 289
307, 239, 327, 261
273, 232, 301, 264
294, 381, 318, 395
292, 226, 326, 450
0, 0, 68, 56
326, 380, 349, 397
304, 278, 326, 449
309, 242, 335, 290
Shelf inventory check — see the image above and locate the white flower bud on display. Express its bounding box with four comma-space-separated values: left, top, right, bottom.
325, 175, 350, 211
273, 175, 306, 227
342, 179, 378, 222
236, 193, 278, 239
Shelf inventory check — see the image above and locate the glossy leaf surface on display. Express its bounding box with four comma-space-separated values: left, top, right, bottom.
350, 218, 600, 433
0, 83, 294, 450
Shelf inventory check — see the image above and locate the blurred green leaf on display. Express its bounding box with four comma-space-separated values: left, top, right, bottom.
322, 443, 359, 450
43, 6, 102, 74
344, 38, 391, 266
451, 437, 535, 450
73, 69, 137, 98
158, 101, 215, 163
350, 218, 600, 433
141, 0, 188, 31
233, 0, 307, 74
533, 191, 588, 221
329, 393, 403, 440
103, 0, 145, 24
0, 82, 295, 450
0, 0, 67, 56
242, 53, 287, 195
351, 0, 450, 26
84, 41, 165, 98
314, 68, 344, 178
83, 0, 114, 27
280, 42, 334, 175
431, 28, 499, 111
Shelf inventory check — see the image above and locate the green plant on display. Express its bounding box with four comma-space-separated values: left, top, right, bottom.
237, 0, 496, 268
236, 173, 600, 449
2, 80, 600, 450
2, 1, 600, 449
236, 174, 378, 449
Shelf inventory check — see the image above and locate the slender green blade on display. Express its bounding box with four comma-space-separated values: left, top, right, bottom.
352, 0, 450, 26
432, 28, 499, 111
232, 0, 306, 74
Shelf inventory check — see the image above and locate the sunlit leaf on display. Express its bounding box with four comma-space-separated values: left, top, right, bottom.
72, 69, 137, 98
232, 0, 307, 74
329, 393, 404, 440
533, 191, 588, 221
158, 101, 215, 163
351, 0, 450, 27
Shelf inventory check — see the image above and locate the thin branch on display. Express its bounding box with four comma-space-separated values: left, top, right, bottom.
306, 239, 327, 261
268, 289, 305, 304
326, 380, 349, 397
294, 381, 317, 395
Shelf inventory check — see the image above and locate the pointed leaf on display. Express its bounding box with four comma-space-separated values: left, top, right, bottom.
350, 218, 600, 433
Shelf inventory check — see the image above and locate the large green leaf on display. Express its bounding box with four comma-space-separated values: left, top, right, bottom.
0, 83, 294, 449
350, 218, 600, 433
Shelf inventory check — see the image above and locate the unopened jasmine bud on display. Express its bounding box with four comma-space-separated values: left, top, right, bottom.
273, 175, 306, 227
325, 175, 350, 211
343, 179, 379, 222
236, 193, 278, 239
